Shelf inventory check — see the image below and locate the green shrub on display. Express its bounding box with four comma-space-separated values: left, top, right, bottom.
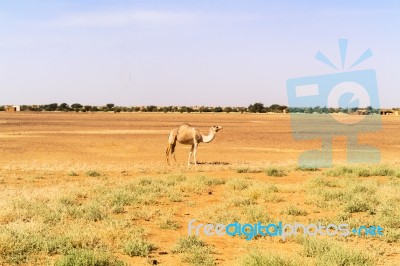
300, 237, 373, 265
283, 205, 308, 216
172, 236, 215, 266
68, 171, 78, 177
226, 178, 249, 191
265, 167, 287, 177
55, 249, 124, 266
171, 235, 206, 254
295, 166, 320, 172
371, 165, 395, 176
241, 250, 297, 266
123, 239, 156, 257
236, 167, 263, 173
344, 199, 370, 213
181, 246, 215, 266
85, 171, 100, 177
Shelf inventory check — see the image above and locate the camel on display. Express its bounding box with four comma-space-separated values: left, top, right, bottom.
166, 123, 223, 165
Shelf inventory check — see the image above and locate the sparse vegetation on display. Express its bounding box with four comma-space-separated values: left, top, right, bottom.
68, 171, 78, 177
55, 249, 124, 266
283, 205, 308, 216
300, 237, 373, 265
236, 167, 263, 173
265, 167, 287, 177
241, 249, 298, 266
172, 236, 215, 265
85, 170, 101, 177
122, 239, 156, 257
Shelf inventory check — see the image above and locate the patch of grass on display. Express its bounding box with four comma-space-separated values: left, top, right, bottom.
159, 216, 181, 230
344, 198, 372, 213
265, 167, 287, 177
109, 190, 134, 207
138, 177, 152, 186
172, 235, 206, 253
85, 170, 101, 177
165, 174, 186, 186
226, 178, 250, 191
394, 170, 400, 178
371, 165, 395, 176
283, 205, 308, 216
123, 239, 156, 257
172, 236, 215, 266
325, 166, 367, 177
262, 193, 284, 203
181, 247, 215, 266
55, 249, 124, 266
241, 205, 270, 224
381, 229, 400, 243
68, 203, 107, 222
325, 165, 396, 178
67, 171, 78, 177
59, 196, 78, 206
295, 166, 320, 172
300, 237, 373, 266
168, 192, 183, 202
307, 176, 339, 188
236, 167, 263, 173
0, 228, 43, 264
241, 249, 298, 266
200, 176, 226, 186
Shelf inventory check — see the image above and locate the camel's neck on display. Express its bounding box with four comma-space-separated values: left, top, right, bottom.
202, 129, 216, 143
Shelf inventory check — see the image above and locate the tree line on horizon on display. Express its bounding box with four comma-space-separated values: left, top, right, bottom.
0, 102, 386, 114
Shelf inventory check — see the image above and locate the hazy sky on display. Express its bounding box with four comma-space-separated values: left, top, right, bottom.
1, 1, 399, 107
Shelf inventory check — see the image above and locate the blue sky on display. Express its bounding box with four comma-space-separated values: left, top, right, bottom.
1, 1, 399, 107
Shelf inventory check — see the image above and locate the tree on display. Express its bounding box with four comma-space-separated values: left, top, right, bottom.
106, 103, 114, 110
44, 103, 58, 111
223, 107, 233, 113
179, 106, 187, 113
248, 102, 265, 113
71, 103, 83, 109
59, 103, 69, 111
214, 106, 223, 112
146, 105, 157, 112
269, 104, 280, 112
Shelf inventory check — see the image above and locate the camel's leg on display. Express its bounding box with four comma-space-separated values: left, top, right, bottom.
166, 145, 171, 165
193, 143, 198, 165
171, 143, 177, 163
166, 129, 177, 165
188, 144, 194, 165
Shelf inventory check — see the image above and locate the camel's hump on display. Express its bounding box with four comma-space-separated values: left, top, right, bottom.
179, 123, 192, 128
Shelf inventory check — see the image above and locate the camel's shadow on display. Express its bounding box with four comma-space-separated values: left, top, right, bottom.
196, 161, 230, 165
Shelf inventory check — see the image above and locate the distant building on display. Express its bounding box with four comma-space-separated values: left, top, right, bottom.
380, 109, 394, 115
353, 109, 369, 115
5, 105, 20, 112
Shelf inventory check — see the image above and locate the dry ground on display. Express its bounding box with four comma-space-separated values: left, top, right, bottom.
0, 112, 399, 265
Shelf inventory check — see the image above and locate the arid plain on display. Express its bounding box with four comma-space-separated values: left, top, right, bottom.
0, 112, 399, 265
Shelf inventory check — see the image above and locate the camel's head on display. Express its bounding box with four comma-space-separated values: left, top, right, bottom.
211, 125, 223, 133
